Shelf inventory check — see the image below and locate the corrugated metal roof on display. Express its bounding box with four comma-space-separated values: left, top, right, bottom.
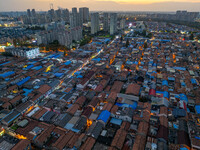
110, 118, 122, 126
42, 111, 55, 122
1, 110, 20, 124
91, 121, 104, 139
72, 117, 87, 132
172, 109, 186, 118
56, 113, 72, 127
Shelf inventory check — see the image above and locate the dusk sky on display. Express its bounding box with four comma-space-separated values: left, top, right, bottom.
0, 0, 200, 12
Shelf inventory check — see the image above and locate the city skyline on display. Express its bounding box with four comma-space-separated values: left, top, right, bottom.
0, 0, 200, 12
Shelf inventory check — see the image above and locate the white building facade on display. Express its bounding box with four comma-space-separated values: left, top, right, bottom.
91, 13, 100, 35
110, 13, 117, 35
5, 47, 40, 59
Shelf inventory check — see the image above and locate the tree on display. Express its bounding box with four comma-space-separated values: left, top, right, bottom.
147, 33, 153, 38
1, 52, 13, 57
120, 36, 123, 41
196, 35, 200, 40
49, 40, 60, 51
80, 36, 92, 46
142, 30, 146, 36
139, 96, 149, 102
125, 39, 129, 48
13, 39, 17, 47
189, 33, 194, 40
144, 41, 148, 49
63, 51, 66, 56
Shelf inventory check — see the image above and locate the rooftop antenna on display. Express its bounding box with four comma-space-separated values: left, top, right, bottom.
50, 3, 54, 10
58, 6, 62, 10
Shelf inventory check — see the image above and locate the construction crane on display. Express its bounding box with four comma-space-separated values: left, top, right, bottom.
50, 3, 54, 9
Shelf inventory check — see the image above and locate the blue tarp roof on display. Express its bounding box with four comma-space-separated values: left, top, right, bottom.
160, 39, 171, 42
168, 77, 175, 81
181, 82, 186, 87
77, 75, 83, 78
140, 61, 144, 65
126, 61, 138, 65
54, 73, 64, 77
17, 76, 31, 86
191, 78, 197, 84
156, 91, 169, 98
32, 66, 42, 70
195, 136, 200, 140
0, 61, 11, 66
136, 42, 144, 44
173, 67, 186, 71
92, 58, 101, 62
23, 88, 33, 96
162, 80, 168, 86
152, 71, 157, 73
92, 42, 102, 45
97, 110, 110, 123
54, 54, 61, 58
71, 128, 80, 133
152, 63, 157, 67
27, 61, 36, 64
48, 54, 61, 59
104, 38, 110, 42
74, 71, 81, 75
24, 64, 34, 70
179, 94, 188, 102
64, 61, 72, 65
110, 118, 122, 126
195, 105, 200, 114
0, 71, 15, 78
180, 148, 189, 150
173, 123, 178, 129
115, 102, 137, 109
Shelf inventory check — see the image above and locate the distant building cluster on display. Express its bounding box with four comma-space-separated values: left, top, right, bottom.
91, 12, 119, 35
23, 8, 70, 24
36, 22, 82, 47
23, 7, 89, 26
0, 28, 37, 47
31, 7, 88, 47
147, 10, 200, 22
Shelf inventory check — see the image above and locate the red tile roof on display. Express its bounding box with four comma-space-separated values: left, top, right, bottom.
52, 131, 74, 150
11, 139, 30, 150
110, 81, 124, 93
80, 137, 96, 150
67, 104, 80, 115
111, 129, 127, 150
75, 96, 86, 106
37, 84, 51, 94
132, 134, 146, 150
125, 84, 141, 96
